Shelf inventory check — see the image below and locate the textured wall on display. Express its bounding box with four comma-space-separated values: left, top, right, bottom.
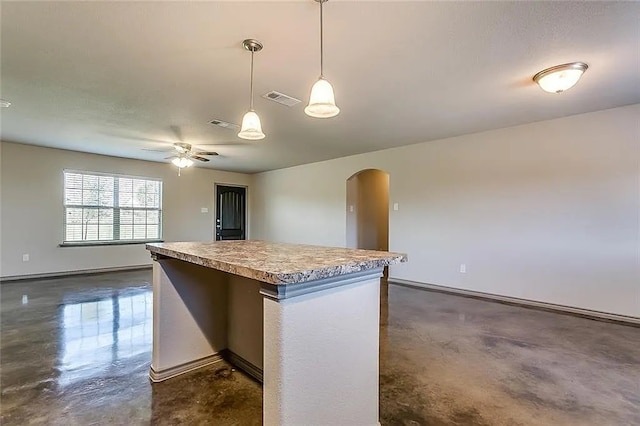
0, 142, 251, 278
251, 105, 640, 317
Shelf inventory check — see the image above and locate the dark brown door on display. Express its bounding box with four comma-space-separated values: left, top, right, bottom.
216, 185, 246, 240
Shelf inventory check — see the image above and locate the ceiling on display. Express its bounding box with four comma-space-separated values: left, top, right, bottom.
1, 1, 639, 174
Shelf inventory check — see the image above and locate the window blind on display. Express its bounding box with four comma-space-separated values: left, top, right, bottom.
63, 171, 162, 244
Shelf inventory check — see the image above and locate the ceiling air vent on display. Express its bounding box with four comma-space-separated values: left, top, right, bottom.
262, 91, 301, 107
209, 119, 240, 130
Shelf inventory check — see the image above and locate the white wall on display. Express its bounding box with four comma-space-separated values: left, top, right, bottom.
251, 105, 640, 317
0, 142, 251, 278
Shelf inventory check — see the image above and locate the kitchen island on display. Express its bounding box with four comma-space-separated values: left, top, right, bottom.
146, 240, 407, 425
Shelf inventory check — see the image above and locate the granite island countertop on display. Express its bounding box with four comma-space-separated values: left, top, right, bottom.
146, 240, 407, 285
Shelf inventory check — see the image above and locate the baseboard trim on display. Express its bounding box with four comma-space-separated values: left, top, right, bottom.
149, 353, 225, 383
224, 350, 263, 384
388, 278, 640, 326
148, 350, 263, 384
0, 265, 152, 283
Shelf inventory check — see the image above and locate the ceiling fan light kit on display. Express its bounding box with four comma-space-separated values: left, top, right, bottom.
164, 142, 219, 175
238, 39, 266, 141
533, 62, 588, 94
172, 157, 194, 169
305, 0, 340, 118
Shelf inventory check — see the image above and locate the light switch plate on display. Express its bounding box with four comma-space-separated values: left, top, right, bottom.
22, 254, 29, 262
393, 203, 399, 211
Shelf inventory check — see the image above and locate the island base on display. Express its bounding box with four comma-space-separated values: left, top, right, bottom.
151, 257, 382, 426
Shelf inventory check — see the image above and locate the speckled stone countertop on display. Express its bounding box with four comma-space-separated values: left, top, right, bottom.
146, 241, 407, 285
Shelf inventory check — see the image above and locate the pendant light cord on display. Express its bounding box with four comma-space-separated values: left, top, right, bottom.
250, 50, 255, 110
320, 0, 324, 78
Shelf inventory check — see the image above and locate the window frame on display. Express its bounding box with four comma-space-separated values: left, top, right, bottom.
61, 169, 163, 247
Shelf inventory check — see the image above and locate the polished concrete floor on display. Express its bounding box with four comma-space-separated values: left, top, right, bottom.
1, 269, 638, 425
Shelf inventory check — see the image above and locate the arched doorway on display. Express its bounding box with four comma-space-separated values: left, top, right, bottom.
347, 169, 391, 346
346, 168, 390, 255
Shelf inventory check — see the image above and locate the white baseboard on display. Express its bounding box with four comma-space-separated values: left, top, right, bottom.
225, 350, 263, 384
149, 353, 225, 383
0, 264, 152, 282
148, 350, 263, 384
388, 278, 640, 326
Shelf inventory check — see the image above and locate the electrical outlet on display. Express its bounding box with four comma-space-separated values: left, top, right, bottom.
22, 254, 30, 262
201, 207, 209, 213
349, 205, 354, 212
459, 264, 466, 273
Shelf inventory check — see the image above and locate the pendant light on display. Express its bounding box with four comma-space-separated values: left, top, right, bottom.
238, 39, 266, 140
305, 0, 340, 118
533, 62, 588, 94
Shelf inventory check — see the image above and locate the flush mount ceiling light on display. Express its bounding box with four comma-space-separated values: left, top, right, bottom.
0, 99, 11, 108
533, 62, 588, 94
238, 39, 266, 140
305, 0, 340, 118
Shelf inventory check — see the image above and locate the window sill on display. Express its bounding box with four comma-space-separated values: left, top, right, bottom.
59, 240, 163, 248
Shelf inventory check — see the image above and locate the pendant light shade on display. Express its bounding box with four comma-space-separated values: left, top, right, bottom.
306, 0, 339, 118
238, 39, 266, 140
533, 62, 588, 94
238, 110, 265, 140
305, 77, 340, 118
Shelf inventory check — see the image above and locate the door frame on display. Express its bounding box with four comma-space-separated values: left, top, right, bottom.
214, 182, 250, 241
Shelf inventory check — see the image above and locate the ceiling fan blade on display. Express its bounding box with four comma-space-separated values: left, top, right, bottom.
194, 151, 219, 156
142, 148, 174, 152
174, 142, 191, 153
165, 155, 178, 160
191, 156, 210, 162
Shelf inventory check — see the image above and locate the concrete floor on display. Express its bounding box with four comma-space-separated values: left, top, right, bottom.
1, 269, 638, 425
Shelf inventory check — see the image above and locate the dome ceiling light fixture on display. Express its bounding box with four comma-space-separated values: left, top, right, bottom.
305, 0, 340, 118
238, 39, 266, 140
533, 62, 589, 94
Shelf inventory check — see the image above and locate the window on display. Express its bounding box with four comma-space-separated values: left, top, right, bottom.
63, 171, 162, 244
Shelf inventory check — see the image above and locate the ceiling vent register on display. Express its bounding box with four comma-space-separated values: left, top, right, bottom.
262, 91, 302, 107
209, 119, 240, 130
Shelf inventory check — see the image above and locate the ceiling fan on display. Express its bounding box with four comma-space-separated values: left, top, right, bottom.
163, 142, 218, 175
165, 142, 219, 164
